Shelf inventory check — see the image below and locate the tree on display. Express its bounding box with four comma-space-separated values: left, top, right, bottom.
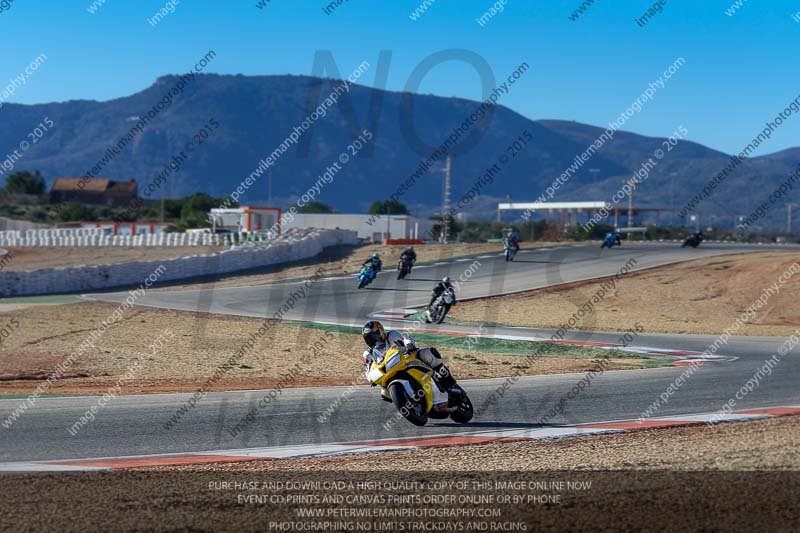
298, 201, 334, 214
368, 200, 409, 215
5, 170, 46, 195
179, 193, 228, 227
55, 202, 95, 222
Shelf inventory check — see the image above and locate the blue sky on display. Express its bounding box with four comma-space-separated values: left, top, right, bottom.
2, 0, 799, 156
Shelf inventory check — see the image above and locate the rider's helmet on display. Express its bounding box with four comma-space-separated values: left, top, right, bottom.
372, 252, 380, 260
362, 320, 387, 348
442, 276, 451, 284
507, 232, 513, 238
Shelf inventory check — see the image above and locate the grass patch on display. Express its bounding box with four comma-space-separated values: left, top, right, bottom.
288, 321, 671, 366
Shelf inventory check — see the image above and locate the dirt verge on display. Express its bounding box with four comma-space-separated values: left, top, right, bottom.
450, 251, 800, 336
0, 302, 656, 395
3, 416, 799, 531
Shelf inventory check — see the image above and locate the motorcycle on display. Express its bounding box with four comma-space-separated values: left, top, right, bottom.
357, 265, 377, 288
397, 257, 413, 280
601, 234, 621, 249
425, 288, 455, 324
366, 345, 473, 426
504, 245, 518, 262
682, 234, 703, 248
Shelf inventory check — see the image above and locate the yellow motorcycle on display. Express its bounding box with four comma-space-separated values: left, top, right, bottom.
366, 345, 473, 426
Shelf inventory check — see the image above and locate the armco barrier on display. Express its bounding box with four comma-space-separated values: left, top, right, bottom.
0, 228, 357, 297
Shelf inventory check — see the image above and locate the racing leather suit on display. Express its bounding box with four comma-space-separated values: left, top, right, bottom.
400, 249, 417, 264
428, 280, 456, 309
362, 257, 382, 273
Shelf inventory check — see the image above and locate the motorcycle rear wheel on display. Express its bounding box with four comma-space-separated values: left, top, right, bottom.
389, 382, 428, 426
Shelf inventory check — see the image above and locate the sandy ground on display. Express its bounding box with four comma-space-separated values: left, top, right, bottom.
0, 302, 651, 395
149, 241, 567, 291
2, 245, 221, 272
3, 416, 799, 531
171, 412, 800, 472
451, 251, 800, 336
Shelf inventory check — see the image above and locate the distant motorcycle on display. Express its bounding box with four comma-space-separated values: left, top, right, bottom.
357, 265, 377, 288
601, 233, 622, 249
425, 287, 455, 324
397, 257, 413, 280
682, 233, 703, 248
504, 246, 518, 262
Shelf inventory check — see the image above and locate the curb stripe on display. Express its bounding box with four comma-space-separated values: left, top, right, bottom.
3, 405, 798, 473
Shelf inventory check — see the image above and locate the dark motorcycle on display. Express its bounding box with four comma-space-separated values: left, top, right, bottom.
425, 287, 456, 324
397, 257, 413, 280
504, 245, 518, 262
682, 234, 703, 248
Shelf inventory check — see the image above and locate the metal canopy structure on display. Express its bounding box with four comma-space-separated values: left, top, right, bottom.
498, 201, 672, 227
499, 201, 607, 211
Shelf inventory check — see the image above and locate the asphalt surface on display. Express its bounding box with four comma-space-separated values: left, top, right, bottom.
86, 242, 795, 323
1, 243, 798, 463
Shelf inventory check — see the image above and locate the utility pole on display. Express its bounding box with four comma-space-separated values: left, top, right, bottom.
787, 203, 798, 235
439, 153, 453, 243
627, 179, 634, 229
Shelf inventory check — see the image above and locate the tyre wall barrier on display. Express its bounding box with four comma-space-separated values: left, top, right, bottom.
0, 229, 357, 297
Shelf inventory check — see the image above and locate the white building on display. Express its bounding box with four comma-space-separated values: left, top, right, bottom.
209, 206, 282, 234
282, 213, 436, 242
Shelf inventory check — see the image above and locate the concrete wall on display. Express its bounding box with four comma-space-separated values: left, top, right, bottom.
282, 213, 436, 241
0, 217, 49, 231
0, 228, 275, 247
0, 228, 357, 297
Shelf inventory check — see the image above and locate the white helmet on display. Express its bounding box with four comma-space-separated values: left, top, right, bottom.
442, 276, 451, 284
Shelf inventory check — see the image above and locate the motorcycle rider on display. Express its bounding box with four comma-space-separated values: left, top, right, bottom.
428, 276, 456, 310
605, 232, 622, 245
400, 246, 416, 265
504, 232, 520, 254
362, 252, 382, 273
361, 321, 459, 401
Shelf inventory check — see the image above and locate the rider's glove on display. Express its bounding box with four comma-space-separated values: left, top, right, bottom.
402, 335, 416, 351
362, 349, 372, 366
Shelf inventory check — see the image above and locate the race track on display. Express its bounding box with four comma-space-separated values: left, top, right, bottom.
1, 243, 798, 465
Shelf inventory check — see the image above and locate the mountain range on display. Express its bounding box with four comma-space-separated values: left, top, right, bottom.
1, 73, 798, 231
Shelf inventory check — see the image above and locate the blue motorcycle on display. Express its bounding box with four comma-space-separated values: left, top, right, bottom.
601, 233, 622, 249
357, 265, 376, 288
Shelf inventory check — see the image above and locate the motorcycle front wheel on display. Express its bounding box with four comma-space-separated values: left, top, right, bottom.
389, 382, 428, 426
450, 392, 473, 424
434, 305, 448, 324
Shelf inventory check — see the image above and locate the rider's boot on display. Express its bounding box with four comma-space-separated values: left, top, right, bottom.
433, 363, 459, 393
